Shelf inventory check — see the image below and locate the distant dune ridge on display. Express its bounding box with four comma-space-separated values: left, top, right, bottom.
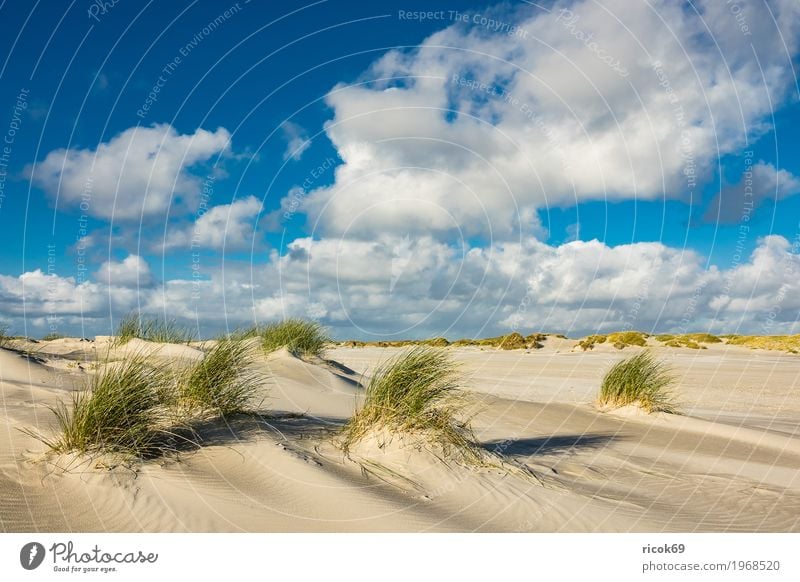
1, 323, 799, 532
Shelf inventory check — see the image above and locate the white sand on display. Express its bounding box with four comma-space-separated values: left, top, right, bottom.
1, 337, 798, 532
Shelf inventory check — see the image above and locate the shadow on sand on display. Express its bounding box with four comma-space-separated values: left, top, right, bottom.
156, 412, 348, 455
480, 433, 618, 457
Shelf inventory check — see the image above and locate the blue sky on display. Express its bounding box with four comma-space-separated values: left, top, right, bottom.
0, 0, 799, 339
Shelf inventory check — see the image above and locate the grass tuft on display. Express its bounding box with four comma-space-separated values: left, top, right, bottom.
656, 333, 720, 349
342, 346, 480, 462
579, 331, 648, 350
39, 355, 169, 456
597, 351, 677, 413
0, 323, 10, 348
114, 313, 196, 346
724, 334, 800, 353
260, 318, 330, 358
178, 339, 261, 417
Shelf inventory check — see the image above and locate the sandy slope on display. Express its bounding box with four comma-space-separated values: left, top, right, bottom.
1, 338, 799, 532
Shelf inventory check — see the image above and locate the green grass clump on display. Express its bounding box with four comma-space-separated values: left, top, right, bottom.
607, 331, 649, 348
41, 333, 66, 341
724, 335, 800, 352
656, 333, 720, 349
40, 355, 169, 456
684, 333, 721, 344
578, 334, 607, 350
114, 313, 196, 346
342, 346, 479, 462
421, 337, 450, 347
597, 351, 677, 413
471, 332, 543, 350
260, 318, 330, 357
580, 331, 649, 350
664, 339, 702, 349
178, 339, 261, 417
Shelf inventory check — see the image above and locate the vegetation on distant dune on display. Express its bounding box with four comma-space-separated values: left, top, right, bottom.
597, 351, 677, 413
341, 346, 480, 462
114, 313, 196, 346
578, 331, 649, 350
577, 334, 608, 350
723, 334, 800, 353
655, 333, 721, 349
260, 318, 330, 358
451, 332, 546, 350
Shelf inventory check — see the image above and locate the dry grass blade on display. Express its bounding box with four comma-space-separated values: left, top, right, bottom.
597, 351, 677, 413
342, 346, 481, 463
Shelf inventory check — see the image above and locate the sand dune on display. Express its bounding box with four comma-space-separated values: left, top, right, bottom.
1, 338, 799, 532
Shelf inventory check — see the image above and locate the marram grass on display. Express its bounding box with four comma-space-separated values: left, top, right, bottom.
260, 318, 330, 358
37, 354, 170, 457
34, 341, 268, 458
597, 351, 677, 413
114, 313, 196, 346
178, 338, 261, 417
341, 346, 480, 462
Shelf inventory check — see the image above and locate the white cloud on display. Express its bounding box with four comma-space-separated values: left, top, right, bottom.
29, 124, 231, 221
95, 255, 154, 288
162, 196, 263, 251
285, 0, 800, 241
281, 121, 311, 162
6, 235, 799, 339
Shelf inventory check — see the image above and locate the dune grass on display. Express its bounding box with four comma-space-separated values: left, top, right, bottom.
37, 354, 170, 457
114, 313, 196, 346
656, 333, 720, 349
41, 333, 66, 341
579, 331, 649, 350
260, 318, 330, 358
724, 334, 800, 353
178, 339, 261, 417
341, 346, 480, 462
0, 324, 9, 348
34, 337, 268, 458
597, 351, 677, 413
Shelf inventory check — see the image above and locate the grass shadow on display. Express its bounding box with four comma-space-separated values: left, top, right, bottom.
480, 433, 618, 457
156, 412, 348, 454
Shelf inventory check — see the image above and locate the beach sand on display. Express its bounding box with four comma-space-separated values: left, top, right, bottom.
1, 335, 799, 532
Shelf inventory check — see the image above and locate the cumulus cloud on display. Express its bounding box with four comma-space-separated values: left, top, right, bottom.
281, 121, 311, 162
95, 255, 154, 288
5, 235, 798, 339
29, 124, 231, 221
162, 196, 263, 251
285, 0, 800, 240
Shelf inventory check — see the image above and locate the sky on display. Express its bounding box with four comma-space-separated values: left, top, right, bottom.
0, 0, 798, 340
